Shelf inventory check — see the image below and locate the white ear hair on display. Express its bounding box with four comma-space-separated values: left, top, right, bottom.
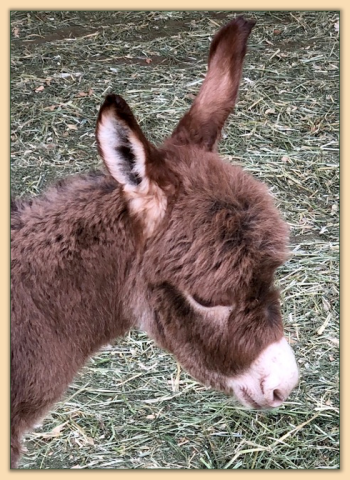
96, 96, 167, 237
97, 113, 146, 189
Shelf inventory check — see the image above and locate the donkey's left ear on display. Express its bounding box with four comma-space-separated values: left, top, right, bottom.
96, 94, 154, 191
96, 94, 167, 237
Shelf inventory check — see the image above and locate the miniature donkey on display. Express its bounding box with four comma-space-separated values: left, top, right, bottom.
11, 17, 299, 467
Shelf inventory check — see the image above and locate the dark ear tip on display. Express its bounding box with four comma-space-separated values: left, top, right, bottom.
234, 16, 256, 29
103, 93, 116, 106
102, 93, 126, 108
225, 16, 256, 35
99, 94, 134, 121
97, 93, 141, 136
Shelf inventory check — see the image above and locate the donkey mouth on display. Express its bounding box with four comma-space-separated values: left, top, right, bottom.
239, 387, 286, 410
240, 389, 264, 410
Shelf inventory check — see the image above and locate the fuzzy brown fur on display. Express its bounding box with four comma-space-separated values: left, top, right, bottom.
11, 17, 291, 468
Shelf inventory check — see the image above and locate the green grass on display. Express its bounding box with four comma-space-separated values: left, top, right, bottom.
11, 10, 339, 469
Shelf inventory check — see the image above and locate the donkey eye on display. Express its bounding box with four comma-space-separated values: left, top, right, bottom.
183, 289, 234, 314
190, 293, 234, 312
192, 294, 218, 308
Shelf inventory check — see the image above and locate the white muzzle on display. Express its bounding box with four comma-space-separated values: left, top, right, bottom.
227, 337, 299, 409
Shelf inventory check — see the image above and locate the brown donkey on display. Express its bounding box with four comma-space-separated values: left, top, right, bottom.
11, 17, 299, 468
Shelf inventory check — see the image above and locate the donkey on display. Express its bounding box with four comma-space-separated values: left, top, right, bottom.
11, 17, 299, 468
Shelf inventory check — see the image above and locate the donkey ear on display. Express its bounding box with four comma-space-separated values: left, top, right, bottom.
96, 94, 167, 237
171, 16, 255, 151
96, 94, 152, 191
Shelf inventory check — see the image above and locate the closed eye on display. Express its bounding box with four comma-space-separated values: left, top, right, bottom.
192, 294, 218, 308
185, 293, 234, 316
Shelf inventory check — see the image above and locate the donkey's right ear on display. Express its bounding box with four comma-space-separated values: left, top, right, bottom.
171, 17, 255, 151
96, 94, 152, 191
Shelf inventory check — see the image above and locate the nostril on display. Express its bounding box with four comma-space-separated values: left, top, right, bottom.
272, 389, 284, 404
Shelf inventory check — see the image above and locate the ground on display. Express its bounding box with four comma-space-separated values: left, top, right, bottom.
10, 10, 339, 469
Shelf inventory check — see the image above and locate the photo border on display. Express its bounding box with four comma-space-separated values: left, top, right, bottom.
3, 1, 344, 477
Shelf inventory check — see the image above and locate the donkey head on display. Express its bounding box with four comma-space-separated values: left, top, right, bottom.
96, 17, 299, 409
